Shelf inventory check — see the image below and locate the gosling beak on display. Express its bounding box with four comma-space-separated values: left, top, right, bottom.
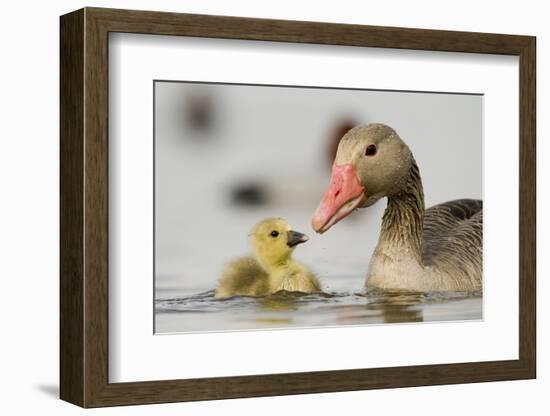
287, 230, 309, 247
312, 163, 365, 234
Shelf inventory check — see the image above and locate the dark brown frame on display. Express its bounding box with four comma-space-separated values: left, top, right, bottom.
60, 7, 536, 408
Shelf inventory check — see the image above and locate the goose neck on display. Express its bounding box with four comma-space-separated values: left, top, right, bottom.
378, 159, 425, 262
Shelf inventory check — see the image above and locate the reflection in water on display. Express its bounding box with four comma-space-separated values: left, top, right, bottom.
155, 289, 481, 334
364, 292, 425, 324
260, 294, 300, 312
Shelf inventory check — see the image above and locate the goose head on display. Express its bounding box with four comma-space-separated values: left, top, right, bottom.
251, 218, 309, 268
312, 123, 412, 233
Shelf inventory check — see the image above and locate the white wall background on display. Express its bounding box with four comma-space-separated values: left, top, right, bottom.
0, 0, 545, 414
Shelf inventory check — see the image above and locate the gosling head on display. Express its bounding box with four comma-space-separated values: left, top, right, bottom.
312, 123, 413, 233
250, 218, 309, 269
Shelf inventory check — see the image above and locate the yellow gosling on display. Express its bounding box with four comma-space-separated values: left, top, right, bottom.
215, 218, 321, 298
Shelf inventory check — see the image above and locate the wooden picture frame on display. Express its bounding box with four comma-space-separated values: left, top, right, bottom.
60, 7, 536, 408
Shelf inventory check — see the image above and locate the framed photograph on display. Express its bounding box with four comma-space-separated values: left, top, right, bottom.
60, 7, 536, 408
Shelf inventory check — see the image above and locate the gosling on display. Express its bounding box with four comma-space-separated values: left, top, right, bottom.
215, 218, 322, 298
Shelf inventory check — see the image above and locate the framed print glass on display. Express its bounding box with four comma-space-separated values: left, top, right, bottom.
60, 7, 536, 408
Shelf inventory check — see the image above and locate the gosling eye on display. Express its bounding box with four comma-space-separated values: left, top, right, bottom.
270, 230, 279, 238
365, 144, 377, 156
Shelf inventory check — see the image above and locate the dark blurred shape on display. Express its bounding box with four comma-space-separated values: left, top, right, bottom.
230, 182, 269, 206
184, 93, 215, 133
326, 119, 358, 168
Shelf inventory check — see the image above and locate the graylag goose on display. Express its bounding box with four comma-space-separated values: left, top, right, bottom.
215, 218, 322, 298
312, 123, 482, 292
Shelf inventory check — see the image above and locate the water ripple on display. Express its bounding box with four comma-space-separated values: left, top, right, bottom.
155, 289, 482, 333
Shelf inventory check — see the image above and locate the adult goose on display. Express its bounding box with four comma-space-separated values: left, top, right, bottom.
312, 123, 482, 292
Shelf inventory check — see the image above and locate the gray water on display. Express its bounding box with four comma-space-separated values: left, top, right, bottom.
155, 276, 482, 334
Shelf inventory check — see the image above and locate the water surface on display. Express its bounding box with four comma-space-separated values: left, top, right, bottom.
155, 275, 482, 334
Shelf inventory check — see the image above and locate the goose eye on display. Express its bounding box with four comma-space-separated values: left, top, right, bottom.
365, 144, 377, 156
270, 230, 279, 238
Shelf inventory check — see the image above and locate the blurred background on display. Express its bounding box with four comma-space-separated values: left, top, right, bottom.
154, 81, 482, 303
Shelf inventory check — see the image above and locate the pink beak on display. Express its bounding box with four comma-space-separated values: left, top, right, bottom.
312, 163, 365, 233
